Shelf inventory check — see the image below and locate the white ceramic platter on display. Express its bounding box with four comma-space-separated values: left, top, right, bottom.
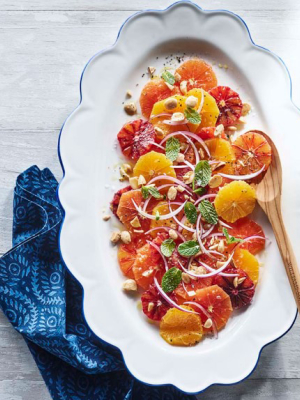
58, 1, 299, 393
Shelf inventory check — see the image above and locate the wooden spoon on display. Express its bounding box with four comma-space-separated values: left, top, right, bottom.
256, 131, 300, 310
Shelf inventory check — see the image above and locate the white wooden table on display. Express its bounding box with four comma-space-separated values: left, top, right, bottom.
0, 1, 299, 398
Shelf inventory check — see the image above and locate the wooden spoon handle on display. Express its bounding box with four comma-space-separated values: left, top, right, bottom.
267, 209, 300, 311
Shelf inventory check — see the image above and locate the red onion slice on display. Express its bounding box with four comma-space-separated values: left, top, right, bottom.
218, 165, 265, 180
168, 203, 196, 233
184, 301, 218, 338
150, 113, 172, 120
196, 259, 238, 277
179, 253, 233, 278
147, 240, 168, 272
219, 220, 232, 229
163, 119, 189, 125
147, 175, 193, 194
150, 142, 165, 151
194, 194, 217, 206
132, 199, 186, 221
202, 224, 215, 239
154, 278, 199, 315
197, 88, 205, 114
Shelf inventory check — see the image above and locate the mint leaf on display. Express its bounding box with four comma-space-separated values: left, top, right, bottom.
161, 239, 176, 258
198, 200, 218, 225
193, 160, 211, 190
184, 107, 201, 124
161, 70, 175, 85
184, 202, 198, 225
165, 137, 180, 161
141, 186, 161, 200
178, 241, 200, 257
193, 187, 207, 196
223, 228, 243, 244
161, 267, 182, 293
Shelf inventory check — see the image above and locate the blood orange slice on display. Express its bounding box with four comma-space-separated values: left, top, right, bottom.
116, 189, 150, 232
175, 59, 217, 92
140, 78, 180, 118
194, 285, 233, 331
175, 278, 213, 302
232, 131, 272, 176
117, 119, 155, 160
110, 186, 131, 217
118, 237, 147, 279
132, 243, 164, 289
226, 217, 265, 255
209, 86, 243, 126
141, 284, 176, 321
213, 268, 255, 309
196, 127, 226, 140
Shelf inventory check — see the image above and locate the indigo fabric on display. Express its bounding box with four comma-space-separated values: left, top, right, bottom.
0, 166, 195, 400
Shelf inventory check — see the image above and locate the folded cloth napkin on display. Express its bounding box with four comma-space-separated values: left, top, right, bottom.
0, 166, 195, 400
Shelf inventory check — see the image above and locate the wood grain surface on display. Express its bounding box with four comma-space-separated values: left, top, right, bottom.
0, 1, 299, 399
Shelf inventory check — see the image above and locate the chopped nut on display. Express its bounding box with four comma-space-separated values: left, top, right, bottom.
122, 279, 137, 292
170, 223, 177, 230
121, 231, 131, 244
165, 97, 178, 110
211, 161, 226, 171
142, 269, 154, 277
180, 142, 188, 151
188, 290, 196, 297
129, 176, 139, 189
189, 197, 195, 203
148, 302, 155, 312
227, 126, 237, 132
180, 80, 188, 95
185, 95, 198, 108
171, 112, 185, 122
174, 72, 181, 82
181, 272, 191, 284
218, 63, 223, 68
184, 194, 189, 200
165, 81, 174, 90
204, 318, 213, 329
238, 277, 246, 285
102, 214, 111, 221
238, 116, 246, 124
122, 163, 132, 173
124, 102, 137, 115
233, 276, 239, 288
130, 216, 141, 228
223, 64, 228, 70
192, 232, 197, 241
214, 124, 224, 137
110, 231, 121, 245
167, 186, 177, 201
209, 174, 223, 189
169, 229, 178, 240
216, 261, 225, 268
154, 126, 165, 139
242, 103, 251, 116
176, 153, 185, 163
183, 171, 194, 184
138, 175, 146, 186
190, 265, 207, 275
133, 229, 144, 233
198, 147, 205, 159
120, 166, 130, 180
217, 239, 225, 253
148, 66, 156, 75
177, 185, 185, 193
126, 90, 132, 98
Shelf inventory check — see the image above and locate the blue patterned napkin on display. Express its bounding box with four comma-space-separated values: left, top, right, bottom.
0, 166, 195, 400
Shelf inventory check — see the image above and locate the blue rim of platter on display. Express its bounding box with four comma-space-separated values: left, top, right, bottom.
57, 1, 299, 395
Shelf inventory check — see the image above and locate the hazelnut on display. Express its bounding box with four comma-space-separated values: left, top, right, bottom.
129, 176, 139, 189
177, 185, 185, 193
167, 186, 177, 201
182, 272, 191, 284
138, 175, 146, 186
130, 216, 141, 228
180, 80, 187, 95
169, 229, 178, 240
102, 214, 111, 221
154, 126, 165, 139
110, 231, 121, 245
214, 124, 224, 137
185, 95, 198, 108
242, 103, 251, 116
183, 171, 194, 184
171, 112, 185, 122
124, 102, 137, 115
209, 174, 223, 189
126, 90, 132, 98
121, 231, 131, 244
164, 97, 178, 110
122, 279, 137, 292
176, 153, 185, 163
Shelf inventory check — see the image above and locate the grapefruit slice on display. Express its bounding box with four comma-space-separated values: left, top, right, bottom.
232, 131, 272, 177
133, 151, 176, 183
209, 86, 243, 126
160, 306, 203, 346
194, 285, 233, 331
214, 181, 256, 223
117, 119, 155, 160
213, 268, 255, 309
175, 59, 218, 92
140, 78, 180, 118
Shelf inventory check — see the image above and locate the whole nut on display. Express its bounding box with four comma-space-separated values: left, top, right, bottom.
169, 229, 178, 240
121, 231, 131, 244
185, 95, 198, 108
214, 124, 224, 137
154, 126, 165, 139
209, 174, 223, 189
124, 102, 137, 115
167, 186, 177, 201
176, 153, 185, 163
164, 97, 178, 110
183, 171, 194, 184
242, 103, 251, 116
181, 272, 191, 284
171, 112, 185, 122
129, 176, 139, 189
180, 80, 188, 95
110, 231, 121, 245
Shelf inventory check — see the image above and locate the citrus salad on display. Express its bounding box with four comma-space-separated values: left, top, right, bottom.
108, 58, 272, 346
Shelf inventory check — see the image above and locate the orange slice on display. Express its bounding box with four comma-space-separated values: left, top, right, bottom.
175, 59, 218, 92
214, 181, 256, 223
150, 202, 180, 230
133, 151, 176, 183
205, 138, 236, 174
160, 306, 203, 346
233, 248, 260, 284
187, 88, 219, 128
140, 78, 180, 119
132, 243, 163, 289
